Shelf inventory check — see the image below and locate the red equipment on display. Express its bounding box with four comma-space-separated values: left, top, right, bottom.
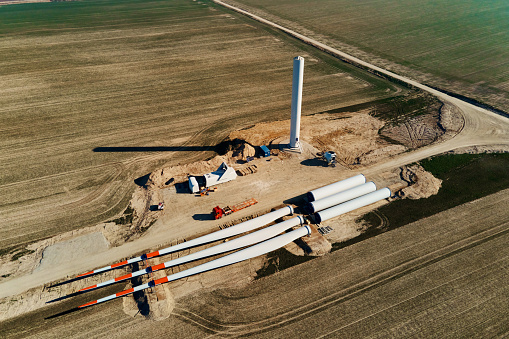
212, 198, 258, 219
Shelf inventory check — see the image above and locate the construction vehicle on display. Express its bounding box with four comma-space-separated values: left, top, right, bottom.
157, 202, 165, 210
321, 151, 336, 167
200, 186, 217, 197
212, 198, 258, 219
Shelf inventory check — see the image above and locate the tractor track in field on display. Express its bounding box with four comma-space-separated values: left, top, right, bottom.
1, 0, 508, 322
0, 121, 215, 231
169, 221, 509, 337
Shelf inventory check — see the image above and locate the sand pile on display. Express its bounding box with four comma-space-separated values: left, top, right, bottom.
146, 155, 231, 189
398, 165, 442, 200
231, 112, 409, 166
143, 110, 450, 194
122, 283, 175, 321
235, 143, 256, 161
439, 103, 464, 137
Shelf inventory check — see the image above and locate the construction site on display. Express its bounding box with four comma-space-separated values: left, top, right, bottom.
1, 0, 508, 337
0, 55, 460, 321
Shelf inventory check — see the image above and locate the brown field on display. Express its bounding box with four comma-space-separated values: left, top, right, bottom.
1, 0, 509, 337
1, 188, 507, 338
0, 0, 401, 251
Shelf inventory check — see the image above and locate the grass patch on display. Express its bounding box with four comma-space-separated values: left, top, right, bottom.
110, 205, 135, 225
370, 93, 442, 125
359, 153, 509, 230
255, 247, 315, 279
419, 153, 483, 177
229, 0, 509, 112
320, 92, 441, 126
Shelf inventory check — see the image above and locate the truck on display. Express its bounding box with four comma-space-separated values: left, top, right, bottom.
212, 198, 258, 219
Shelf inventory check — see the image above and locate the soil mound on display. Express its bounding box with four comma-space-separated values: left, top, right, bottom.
398, 164, 442, 199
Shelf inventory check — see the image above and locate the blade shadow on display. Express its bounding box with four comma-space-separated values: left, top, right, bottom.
47, 275, 92, 289
44, 307, 81, 320
46, 289, 97, 304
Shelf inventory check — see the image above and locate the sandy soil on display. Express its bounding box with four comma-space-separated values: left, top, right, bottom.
33, 233, 109, 274
1, 188, 506, 338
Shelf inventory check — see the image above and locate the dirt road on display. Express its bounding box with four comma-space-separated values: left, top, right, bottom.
1, 0, 508, 304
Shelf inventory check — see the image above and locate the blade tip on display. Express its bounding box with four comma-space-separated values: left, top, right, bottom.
78, 300, 97, 308
78, 285, 96, 292
76, 271, 93, 278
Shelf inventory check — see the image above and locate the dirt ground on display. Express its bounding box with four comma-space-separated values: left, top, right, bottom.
0, 111, 448, 321
2, 0, 509, 329
1, 1, 508, 336
1, 34, 508, 325
1, 187, 507, 338
1, 0, 401, 253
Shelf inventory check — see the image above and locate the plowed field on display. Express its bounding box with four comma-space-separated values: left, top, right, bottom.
0, 0, 400, 250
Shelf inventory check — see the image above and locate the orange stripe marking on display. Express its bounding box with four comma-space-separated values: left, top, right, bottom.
115, 273, 132, 282
116, 288, 134, 297
146, 251, 159, 259
111, 260, 128, 269
78, 285, 97, 292
76, 271, 94, 278
151, 263, 166, 271
79, 300, 97, 308
153, 277, 169, 285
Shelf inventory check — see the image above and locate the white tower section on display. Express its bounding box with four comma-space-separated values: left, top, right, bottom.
290, 56, 304, 149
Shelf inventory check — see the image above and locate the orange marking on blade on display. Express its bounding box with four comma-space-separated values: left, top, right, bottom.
146, 251, 159, 259
78, 285, 97, 292
153, 277, 169, 285
115, 273, 132, 282
111, 260, 128, 269
79, 300, 97, 308
116, 288, 134, 297
76, 271, 94, 278
151, 263, 166, 271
